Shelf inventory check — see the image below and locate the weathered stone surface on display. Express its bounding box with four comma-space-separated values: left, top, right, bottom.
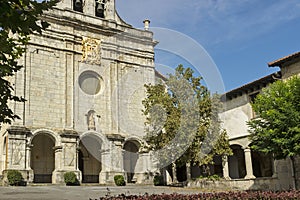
0, 0, 157, 185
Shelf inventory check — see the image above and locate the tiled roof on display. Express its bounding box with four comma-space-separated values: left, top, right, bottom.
221, 72, 281, 101
268, 51, 300, 67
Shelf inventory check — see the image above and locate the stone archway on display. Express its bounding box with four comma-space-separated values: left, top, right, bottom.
228, 144, 246, 179
123, 140, 140, 183
251, 150, 273, 177
79, 134, 102, 183
30, 133, 55, 183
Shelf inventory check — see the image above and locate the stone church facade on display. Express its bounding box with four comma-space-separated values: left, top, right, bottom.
0, 0, 158, 184
1, 0, 299, 190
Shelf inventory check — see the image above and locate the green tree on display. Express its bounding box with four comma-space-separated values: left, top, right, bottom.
143, 65, 232, 177
248, 76, 300, 188
0, 0, 59, 124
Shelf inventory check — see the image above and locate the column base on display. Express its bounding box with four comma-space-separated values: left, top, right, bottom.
2, 169, 33, 186
52, 170, 82, 184
244, 175, 256, 179
99, 171, 125, 184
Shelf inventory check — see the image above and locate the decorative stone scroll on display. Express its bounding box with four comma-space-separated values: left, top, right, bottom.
82, 37, 101, 64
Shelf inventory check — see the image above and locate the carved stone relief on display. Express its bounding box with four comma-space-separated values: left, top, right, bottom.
64, 143, 75, 166
12, 141, 23, 165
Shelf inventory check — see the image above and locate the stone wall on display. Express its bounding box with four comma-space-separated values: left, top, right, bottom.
187, 177, 285, 191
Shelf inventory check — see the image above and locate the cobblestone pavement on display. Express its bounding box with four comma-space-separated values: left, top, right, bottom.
0, 185, 204, 200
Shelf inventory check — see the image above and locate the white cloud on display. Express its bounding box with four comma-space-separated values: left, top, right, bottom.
116, 0, 300, 46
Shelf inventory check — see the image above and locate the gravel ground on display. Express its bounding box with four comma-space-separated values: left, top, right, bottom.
0, 185, 204, 200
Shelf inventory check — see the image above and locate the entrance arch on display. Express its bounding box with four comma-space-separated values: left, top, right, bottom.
228, 144, 246, 179
79, 133, 102, 183
251, 150, 273, 177
123, 140, 140, 183
30, 133, 55, 183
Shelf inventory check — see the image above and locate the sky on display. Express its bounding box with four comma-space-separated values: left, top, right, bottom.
115, 0, 300, 92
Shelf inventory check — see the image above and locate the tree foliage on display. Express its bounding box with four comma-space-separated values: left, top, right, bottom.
0, 0, 59, 124
248, 76, 300, 160
142, 65, 232, 169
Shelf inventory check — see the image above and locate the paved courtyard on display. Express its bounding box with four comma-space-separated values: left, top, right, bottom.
0, 185, 203, 200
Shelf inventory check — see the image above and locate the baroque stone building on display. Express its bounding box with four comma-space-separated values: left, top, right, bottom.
0, 0, 158, 184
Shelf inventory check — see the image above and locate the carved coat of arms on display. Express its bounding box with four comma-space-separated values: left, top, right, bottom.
82, 37, 101, 64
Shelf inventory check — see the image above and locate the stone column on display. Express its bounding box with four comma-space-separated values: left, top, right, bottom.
25, 145, 32, 170
172, 163, 178, 183
186, 162, 191, 181
54, 146, 63, 171
222, 156, 231, 179
52, 146, 62, 184
25, 144, 34, 183
244, 147, 255, 179
272, 159, 278, 178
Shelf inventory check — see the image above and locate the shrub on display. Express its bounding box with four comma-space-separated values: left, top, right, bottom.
114, 175, 125, 186
7, 170, 23, 186
197, 174, 222, 181
64, 172, 79, 186
153, 174, 164, 186
97, 190, 300, 200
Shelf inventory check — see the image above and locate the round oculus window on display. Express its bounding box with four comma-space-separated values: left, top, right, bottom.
79, 71, 102, 95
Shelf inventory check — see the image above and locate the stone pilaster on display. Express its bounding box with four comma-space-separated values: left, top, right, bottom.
7, 126, 31, 170
52, 130, 80, 184
244, 147, 255, 179
99, 135, 125, 184
84, 0, 95, 16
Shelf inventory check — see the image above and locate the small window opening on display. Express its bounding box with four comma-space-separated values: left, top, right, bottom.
73, 0, 83, 12
95, 0, 105, 18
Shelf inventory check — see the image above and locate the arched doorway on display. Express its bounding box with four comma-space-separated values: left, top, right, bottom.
79, 134, 102, 183
31, 133, 55, 183
123, 140, 139, 183
251, 150, 273, 177
228, 144, 246, 179
176, 164, 187, 182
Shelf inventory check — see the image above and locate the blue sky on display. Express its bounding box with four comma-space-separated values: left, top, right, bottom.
116, 0, 300, 92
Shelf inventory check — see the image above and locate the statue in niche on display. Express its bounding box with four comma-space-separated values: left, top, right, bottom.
82, 37, 101, 64
87, 110, 96, 131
